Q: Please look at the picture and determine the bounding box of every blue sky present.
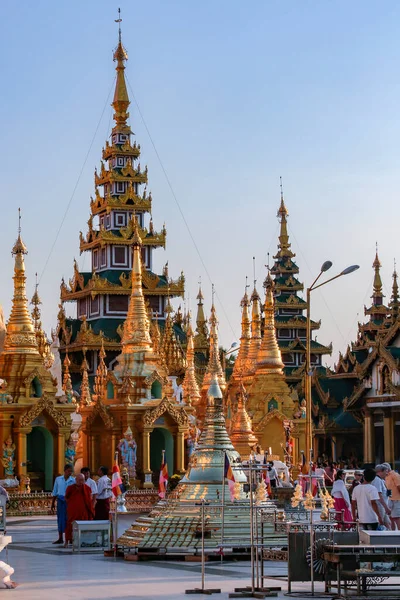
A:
[1,1,399,364]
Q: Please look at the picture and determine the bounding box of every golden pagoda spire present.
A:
[3,209,38,355]
[247,282,262,365]
[80,348,92,406]
[194,281,208,350]
[121,223,153,354]
[182,314,201,406]
[62,352,75,403]
[256,271,284,372]
[94,339,108,400]
[275,177,293,258]
[230,382,258,456]
[232,279,251,378]
[389,260,399,321]
[372,243,383,302]
[203,290,226,391]
[30,274,50,359]
[112,8,130,129]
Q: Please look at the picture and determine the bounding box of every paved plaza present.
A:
[1,516,332,599]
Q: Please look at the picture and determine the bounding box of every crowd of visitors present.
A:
[330,462,400,531]
[51,464,112,547]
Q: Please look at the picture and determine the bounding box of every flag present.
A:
[158,452,168,499]
[224,453,236,501]
[112,457,123,497]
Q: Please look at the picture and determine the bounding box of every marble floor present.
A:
[0,517,334,598]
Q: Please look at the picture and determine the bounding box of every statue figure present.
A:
[49,334,63,396]
[118,426,137,479]
[65,436,76,465]
[300,399,306,419]
[2,436,15,477]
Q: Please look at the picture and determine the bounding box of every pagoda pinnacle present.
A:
[247,284,262,365]
[121,222,153,354]
[94,339,108,401]
[194,283,208,350]
[256,272,284,372]
[3,211,38,355]
[275,178,293,259]
[232,284,251,378]
[182,315,201,406]
[112,9,130,129]
[80,349,92,407]
[203,300,226,391]
[372,244,383,302]
[230,382,258,456]
[389,261,399,321]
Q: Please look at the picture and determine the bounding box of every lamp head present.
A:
[321,261,333,273]
[341,265,360,276]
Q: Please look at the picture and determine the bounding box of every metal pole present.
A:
[114,450,118,558]
[305,287,312,462]
[221,451,225,562]
[249,461,255,593]
[201,499,205,591]
[309,449,314,596]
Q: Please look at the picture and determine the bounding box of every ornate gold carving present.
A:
[142,397,188,427]
[19,394,69,428]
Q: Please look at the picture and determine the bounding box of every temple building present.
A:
[78,224,192,487]
[57,25,185,385]
[271,191,332,383]
[0,224,75,489]
[311,250,400,468]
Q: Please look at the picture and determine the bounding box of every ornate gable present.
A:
[142,397,188,427]
[18,394,70,428]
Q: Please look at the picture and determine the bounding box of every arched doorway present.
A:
[150,428,174,477]
[27,426,53,491]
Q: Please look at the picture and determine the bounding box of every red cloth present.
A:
[94,498,110,521]
[65,483,94,542]
[334,497,352,530]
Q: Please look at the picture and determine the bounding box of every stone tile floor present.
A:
[0,517,332,598]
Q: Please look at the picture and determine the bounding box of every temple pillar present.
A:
[57,430,68,473]
[176,429,185,474]
[14,427,30,479]
[383,410,395,466]
[363,410,374,466]
[110,432,118,466]
[90,434,96,472]
[142,429,153,488]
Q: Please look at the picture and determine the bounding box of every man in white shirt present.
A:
[51,464,75,544]
[351,468,384,531]
[81,467,98,508]
[372,465,391,528]
[94,466,112,520]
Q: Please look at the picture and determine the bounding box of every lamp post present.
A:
[305,263,360,464]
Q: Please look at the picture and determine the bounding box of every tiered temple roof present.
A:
[57,28,184,386]
[271,191,331,382]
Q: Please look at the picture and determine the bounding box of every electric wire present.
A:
[38,77,116,284]
[126,75,238,341]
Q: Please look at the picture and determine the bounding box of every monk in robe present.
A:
[65,473,94,546]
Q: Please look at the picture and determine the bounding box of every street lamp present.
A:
[305,262,360,463]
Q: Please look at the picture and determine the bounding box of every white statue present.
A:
[0,533,16,589]
[49,334,63,396]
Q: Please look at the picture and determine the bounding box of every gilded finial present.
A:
[115,7,122,44]
[372,243,383,297]
[256,268,284,372]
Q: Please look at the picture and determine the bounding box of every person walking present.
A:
[81,467,98,508]
[64,473,94,547]
[95,466,112,520]
[51,464,75,544]
[378,463,400,530]
[331,469,352,528]
[351,468,383,531]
